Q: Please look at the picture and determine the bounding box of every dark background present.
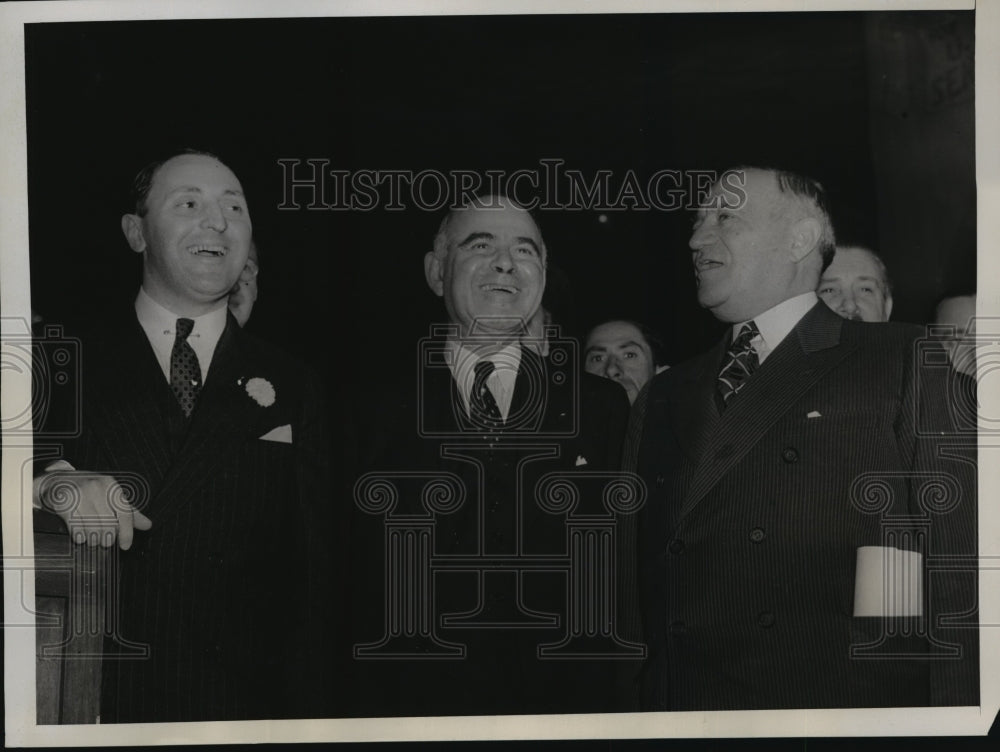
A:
[19,10,992,746]
[25,10,975,382]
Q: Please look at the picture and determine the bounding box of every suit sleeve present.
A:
[621,381,650,474]
[896,337,978,706]
[599,379,631,470]
[287,366,348,716]
[610,381,649,711]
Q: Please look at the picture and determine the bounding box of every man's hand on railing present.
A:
[34,462,152,550]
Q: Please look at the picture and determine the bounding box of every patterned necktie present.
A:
[717,321,760,410]
[170,318,202,418]
[470,360,503,428]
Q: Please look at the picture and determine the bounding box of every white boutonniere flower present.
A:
[241,377,276,407]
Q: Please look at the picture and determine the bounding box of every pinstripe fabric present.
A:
[617,382,648,647]
[612,383,652,710]
[61,311,334,722]
[349,346,634,716]
[633,302,978,710]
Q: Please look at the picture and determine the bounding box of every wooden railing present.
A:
[34,511,105,725]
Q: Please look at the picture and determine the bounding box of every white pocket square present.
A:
[574,455,588,467]
[259,424,293,443]
[807,411,822,419]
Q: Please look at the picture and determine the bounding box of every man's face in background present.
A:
[818,246,892,322]
[584,320,656,404]
[935,295,977,377]
[228,241,260,326]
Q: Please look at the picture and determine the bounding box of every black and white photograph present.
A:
[1,0,997,746]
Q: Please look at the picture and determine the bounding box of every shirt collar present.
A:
[734,291,818,355]
[134,287,229,382]
[135,287,228,340]
[446,337,523,414]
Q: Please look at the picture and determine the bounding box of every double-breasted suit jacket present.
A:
[58,310,333,722]
[632,302,978,710]
[349,342,635,716]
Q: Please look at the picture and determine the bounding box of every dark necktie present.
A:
[470,360,503,428]
[170,317,202,418]
[717,321,760,410]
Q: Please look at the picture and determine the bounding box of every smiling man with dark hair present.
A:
[584,319,664,404]
[33,151,333,722]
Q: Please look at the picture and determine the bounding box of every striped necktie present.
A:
[470,359,503,428]
[717,321,760,410]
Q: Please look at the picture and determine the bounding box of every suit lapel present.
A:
[434,356,465,433]
[89,316,175,491]
[150,316,278,521]
[680,303,856,519]
[668,342,725,466]
[508,347,535,422]
[510,347,560,433]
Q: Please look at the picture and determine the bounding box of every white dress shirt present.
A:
[733,291,818,365]
[135,287,228,384]
[447,339,522,422]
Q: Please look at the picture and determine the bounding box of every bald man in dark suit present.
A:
[631,167,978,710]
[349,197,637,717]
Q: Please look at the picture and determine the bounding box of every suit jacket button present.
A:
[781,447,799,463]
[757,611,776,628]
[668,538,685,555]
[749,528,765,543]
[656,474,665,486]
[669,620,686,636]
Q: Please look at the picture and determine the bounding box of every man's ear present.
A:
[424,251,444,297]
[789,217,821,263]
[884,293,894,321]
[121,214,146,254]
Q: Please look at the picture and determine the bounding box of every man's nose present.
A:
[840,293,859,315]
[491,245,515,272]
[604,357,623,379]
[200,202,228,232]
[689,221,715,250]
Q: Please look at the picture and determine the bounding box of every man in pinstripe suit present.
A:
[34,151,335,721]
[631,167,978,710]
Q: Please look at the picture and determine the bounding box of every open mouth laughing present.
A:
[480,283,519,295]
[695,257,724,273]
[189,244,228,258]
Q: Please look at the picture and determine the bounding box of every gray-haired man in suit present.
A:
[350,196,634,716]
[631,166,977,711]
